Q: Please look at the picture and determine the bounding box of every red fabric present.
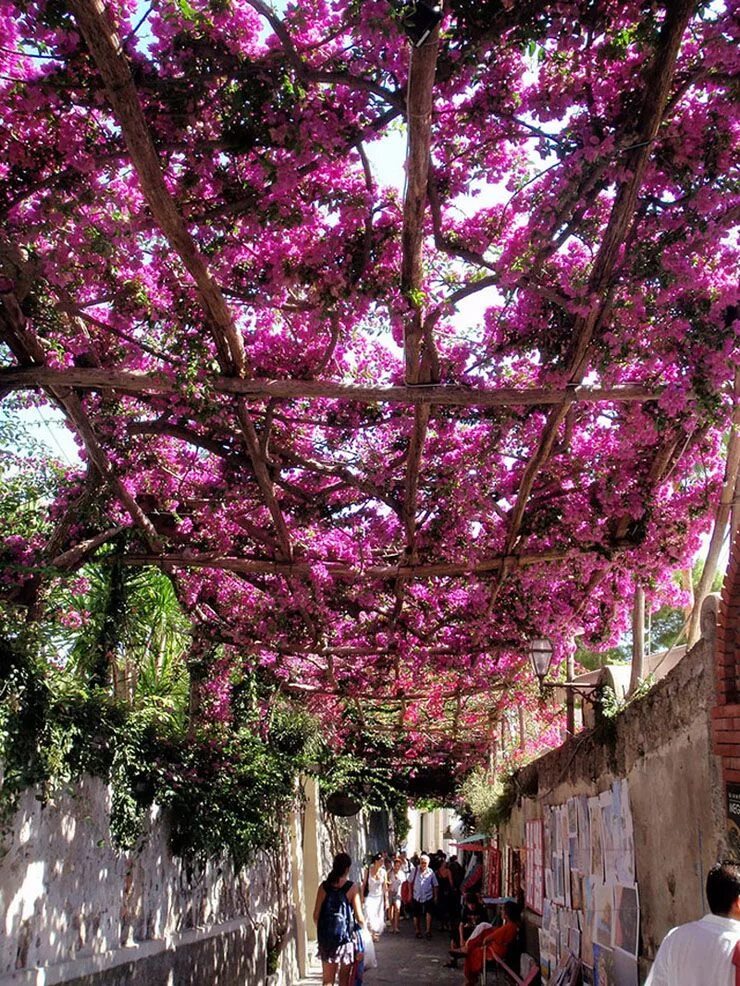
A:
[461,862,483,894]
[732,939,740,986]
[463,922,519,976]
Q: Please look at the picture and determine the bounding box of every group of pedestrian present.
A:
[315,852,740,986]
[312,847,475,984]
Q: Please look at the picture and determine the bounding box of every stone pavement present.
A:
[364,919,462,984]
[298,917,463,984]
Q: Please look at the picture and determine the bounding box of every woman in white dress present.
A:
[363,853,388,941]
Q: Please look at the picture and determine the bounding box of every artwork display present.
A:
[503,846,523,900]
[593,881,613,947]
[593,943,615,986]
[589,796,604,883]
[525,779,640,983]
[614,884,639,957]
[525,819,545,914]
[612,948,639,986]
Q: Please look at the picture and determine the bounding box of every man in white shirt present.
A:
[410,853,439,940]
[645,861,740,986]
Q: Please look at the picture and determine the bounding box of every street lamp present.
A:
[528,635,599,734]
[528,637,554,688]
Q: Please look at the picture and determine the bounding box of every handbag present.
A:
[402,865,419,905]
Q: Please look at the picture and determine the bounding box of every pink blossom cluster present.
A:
[1,0,738,772]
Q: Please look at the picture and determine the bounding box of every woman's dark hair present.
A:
[504,901,522,922]
[371,852,383,862]
[327,852,352,884]
[707,861,740,915]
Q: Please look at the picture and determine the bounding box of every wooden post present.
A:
[628,585,646,697]
[688,370,740,647]
[566,650,576,735]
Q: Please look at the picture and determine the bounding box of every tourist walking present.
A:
[645,861,740,985]
[313,852,365,986]
[410,853,439,939]
[449,854,464,891]
[436,853,456,930]
[363,852,388,942]
[388,857,407,934]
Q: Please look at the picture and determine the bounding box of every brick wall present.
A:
[712,526,740,782]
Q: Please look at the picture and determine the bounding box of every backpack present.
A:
[318,880,354,951]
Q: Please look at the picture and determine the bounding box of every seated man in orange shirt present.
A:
[463,901,522,985]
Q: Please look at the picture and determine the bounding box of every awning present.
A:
[451,832,489,851]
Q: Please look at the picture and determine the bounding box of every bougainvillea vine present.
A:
[0,0,737,773]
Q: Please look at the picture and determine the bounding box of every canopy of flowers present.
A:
[1,0,737,773]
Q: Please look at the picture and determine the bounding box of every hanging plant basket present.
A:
[325,792,362,817]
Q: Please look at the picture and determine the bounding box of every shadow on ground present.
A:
[300,919,462,985]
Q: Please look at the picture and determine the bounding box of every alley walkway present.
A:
[299,918,462,984]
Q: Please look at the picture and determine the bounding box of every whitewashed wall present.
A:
[0,776,300,986]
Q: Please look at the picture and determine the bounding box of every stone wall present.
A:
[0,775,300,986]
[498,595,725,982]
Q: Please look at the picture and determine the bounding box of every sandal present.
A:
[443,960,458,968]
[416,932,422,939]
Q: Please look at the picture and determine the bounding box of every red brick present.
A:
[716,745,740,760]
[724,769,740,784]
[713,704,740,717]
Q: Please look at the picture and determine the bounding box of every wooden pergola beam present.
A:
[0,366,664,408]
[492,0,696,588]
[117,546,591,580]
[68,0,246,377]
[282,684,505,700]
[272,642,519,658]
[69,0,296,563]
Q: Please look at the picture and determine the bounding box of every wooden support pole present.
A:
[628,585,646,697]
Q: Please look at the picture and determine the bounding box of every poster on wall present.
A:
[593,880,613,948]
[727,783,740,858]
[611,780,635,886]
[508,780,638,978]
[612,948,639,986]
[525,819,544,914]
[613,884,639,957]
[600,790,618,886]
[582,875,595,968]
[593,943,614,986]
[588,796,604,883]
[577,795,591,872]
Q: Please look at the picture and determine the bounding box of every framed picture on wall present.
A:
[525,819,545,914]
